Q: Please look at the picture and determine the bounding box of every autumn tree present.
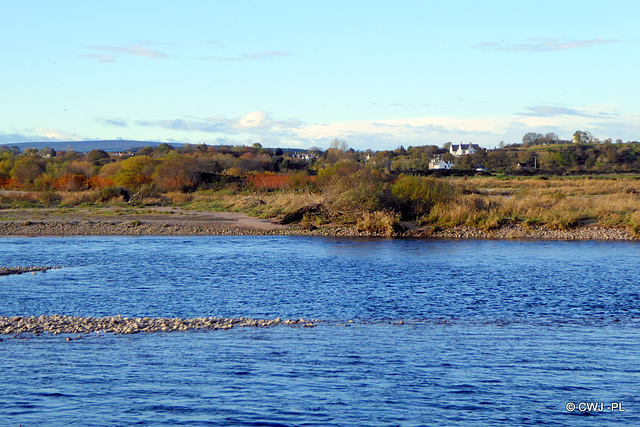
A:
[112,155,160,190]
[53,174,86,191]
[10,156,45,189]
[153,154,200,191]
[0,151,15,187]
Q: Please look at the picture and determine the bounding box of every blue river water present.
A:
[0,236,639,426]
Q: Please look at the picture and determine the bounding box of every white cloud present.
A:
[132,110,634,149]
[11,108,636,150]
[0,129,83,144]
[136,111,304,135]
[295,116,508,149]
[32,128,84,141]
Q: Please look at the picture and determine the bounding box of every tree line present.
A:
[2,137,640,197]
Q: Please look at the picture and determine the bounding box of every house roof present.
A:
[451,143,479,150]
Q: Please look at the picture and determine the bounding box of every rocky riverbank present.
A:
[0,207,637,240]
[0,315,317,337]
[404,223,637,240]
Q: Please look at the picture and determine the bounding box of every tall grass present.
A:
[356,210,402,236]
[431,176,640,231]
[186,189,324,219]
[4,174,640,234]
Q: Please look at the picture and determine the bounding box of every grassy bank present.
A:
[2,175,640,237]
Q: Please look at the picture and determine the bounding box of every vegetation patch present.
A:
[2,141,640,235]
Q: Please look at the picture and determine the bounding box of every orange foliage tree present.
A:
[53,174,87,191]
[0,177,16,189]
[86,175,115,189]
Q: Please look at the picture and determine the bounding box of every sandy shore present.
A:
[0,207,288,236]
[0,207,637,240]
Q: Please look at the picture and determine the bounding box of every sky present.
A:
[1,0,639,150]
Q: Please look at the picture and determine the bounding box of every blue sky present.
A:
[1,0,639,150]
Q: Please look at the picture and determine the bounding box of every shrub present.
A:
[356,210,403,236]
[37,190,61,206]
[323,168,394,220]
[247,172,290,190]
[391,175,455,219]
[166,192,193,204]
[60,191,98,206]
[99,186,130,202]
[128,184,164,205]
[287,172,316,190]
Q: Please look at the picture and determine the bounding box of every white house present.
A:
[429,157,454,170]
[450,143,479,156]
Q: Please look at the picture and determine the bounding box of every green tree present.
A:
[87,149,111,166]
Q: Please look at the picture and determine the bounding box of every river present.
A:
[0,236,638,426]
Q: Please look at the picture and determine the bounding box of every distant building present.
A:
[450,143,479,156]
[429,156,454,170]
[290,153,318,162]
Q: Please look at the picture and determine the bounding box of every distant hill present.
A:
[2,140,184,153]
[1,140,313,155]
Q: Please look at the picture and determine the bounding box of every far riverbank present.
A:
[0,207,636,240]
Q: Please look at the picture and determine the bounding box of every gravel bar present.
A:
[0,315,317,337]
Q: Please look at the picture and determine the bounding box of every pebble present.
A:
[0,315,316,337]
[408,224,636,241]
[0,219,636,240]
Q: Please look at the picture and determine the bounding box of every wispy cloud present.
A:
[136,111,304,135]
[476,38,620,53]
[137,118,234,134]
[518,105,619,118]
[371,102,431,108]
[203,40,228,48]
[96,117,128,127]
[199,51,292,62]
[82,44,169,62]
[79,54,117,63]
